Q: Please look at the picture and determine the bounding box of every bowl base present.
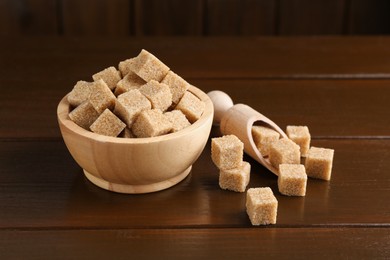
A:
[83,166,192,194]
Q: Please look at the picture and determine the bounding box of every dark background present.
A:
[1,0,390,37]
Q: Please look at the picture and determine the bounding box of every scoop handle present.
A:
[207,90,234,125]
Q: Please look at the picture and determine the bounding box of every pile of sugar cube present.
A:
[211,125,334,226]
[211,134,277,225]
[211,135,250,193]
[253,125,334,184]
[67,49,205,138]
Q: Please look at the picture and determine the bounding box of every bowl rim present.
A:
[57,85,214,144]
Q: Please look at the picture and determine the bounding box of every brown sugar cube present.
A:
[114,89,151,127]
[139,80,172,112]
[132,49,170,82]
[175,91,205,123]
[67,81,94,107]
[118,57,137,77]
[269,138,300,170]
[90,109,126,137]
[89,79,116,114]
[114,71,146,96]
[286,125,311,157]
[219,161,251,193]
[211,135,243,170]
[132,109,173,138]
[278,164,307,196]
[246,187,278,225]
[164,110,191,132]
[252,126,280,157]
[92,66,121,90]
[120,128,135,138]
[68,101,99,130]
[305,146,334,181]
[161,71,190,104]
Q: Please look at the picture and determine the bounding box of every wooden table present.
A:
[1,37,389,258]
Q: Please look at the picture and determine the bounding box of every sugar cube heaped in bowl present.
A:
[90,109,126,137]
[132,49,170,82]
[114,89,151,127]
[65,49,206,138]
[92,66,121,90]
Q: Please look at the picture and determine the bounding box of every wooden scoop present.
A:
[207,90,287,176]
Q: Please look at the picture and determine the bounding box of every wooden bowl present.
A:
[57,86,213,194]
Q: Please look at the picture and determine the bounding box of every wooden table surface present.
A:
[1,36,389,259]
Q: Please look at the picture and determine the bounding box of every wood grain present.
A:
[133,0,203,35]
[0,36,389,257]
[61,0,131,36]
[2,37,390,81]
[2,1,390,37]
[0,140,389,228]
[198,79,390,138]
[206,0,276,35]
[1,78,389,139]
[0,0,58,36]
[348,0,390,34]
[278,0,346,35]
[1,228,389,259]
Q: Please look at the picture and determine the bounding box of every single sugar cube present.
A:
[278,164,307,196]
[67,81,94,107]
[139,80,172,112]
[118,57,137,77]
[286,125,311,157]
[211,135,243,170]
[246,187,278,225]
[219,161,251,193]
[252,125,280,157]
[132,49,170,82]
[269,138,301,170]
[175,91,205,123]
[88,79,116,114]
[114,71,146,96]
[68,101,99,130]
[92,66,121,90]
[90,109,126,137]
[114,89,151,127]
[305,146,334,181]
[161,71,190,104]
[164,110,191,132]
[132,109,173,138]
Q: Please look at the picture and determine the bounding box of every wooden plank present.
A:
[61,0,131,36]
[0,140,389,228]
[206,0,276,35]
[133,0,203,35]
[196,79,390,138]
[348,0,390,34]
[0,228,389,259]
[278,0,346,35]
[0,0,58,36]
[1,78,389,139]
[2,37,390,80]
